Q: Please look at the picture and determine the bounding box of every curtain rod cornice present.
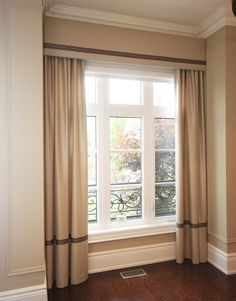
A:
[44,43,206,66]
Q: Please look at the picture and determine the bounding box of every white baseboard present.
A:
[208,243,236,275]
[88,242,176,274]
[0,285,47,301]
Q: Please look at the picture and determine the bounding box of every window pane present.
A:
[110,188,142,221]
[109,78,141,104]
[155,151,175,182]
[88,189,97,223]
[88,152,96,186]
[155,118,175,149]
[87,116,96,150]
[110,117,141,150]
[111,152,141,184]
[85,76,96,103]
[155,184,176,217]
[153,81,175,108]
[155,117,176,217]
[87,115,97,224]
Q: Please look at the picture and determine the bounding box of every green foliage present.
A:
[155,118,175,149]
[155,151,175,182]
[110,118,141,184]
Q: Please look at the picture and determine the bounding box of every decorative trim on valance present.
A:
[44,42,206,66]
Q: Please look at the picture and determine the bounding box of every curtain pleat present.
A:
[44,56,88,288]
[176,69,207,264]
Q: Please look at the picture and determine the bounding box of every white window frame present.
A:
[86,62,176,242]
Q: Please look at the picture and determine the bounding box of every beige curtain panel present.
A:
[44,56,88,288]
[176,69,207,264]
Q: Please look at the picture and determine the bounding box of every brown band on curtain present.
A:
[45,240,54,246]
[71,235,88,243]
[56,238,70,245]
[45,238,69,246]
[44,43,206,66]
[176,221,207,229]
[45,235,88,246]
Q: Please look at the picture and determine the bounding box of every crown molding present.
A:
[198,5,236,38]
[45,3,236,39]
[198,7,226,38]
[46,4,200,38]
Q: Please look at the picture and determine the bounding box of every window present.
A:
[85,64,176,233]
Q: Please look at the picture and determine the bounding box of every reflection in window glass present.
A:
[109,79,141,105]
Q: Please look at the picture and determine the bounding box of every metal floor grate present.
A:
[120,268,147,279]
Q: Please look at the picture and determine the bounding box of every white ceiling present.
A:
[45,0,236,38]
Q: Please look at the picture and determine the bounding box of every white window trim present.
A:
[86,61,175,81]
[88,220,176,243]
[86,62,176,238]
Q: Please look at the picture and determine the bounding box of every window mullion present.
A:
[143,81,155,224]
[98,78,111,229]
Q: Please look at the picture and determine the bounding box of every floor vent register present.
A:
[120,268,147,279]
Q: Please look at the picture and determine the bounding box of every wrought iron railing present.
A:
[88,187,142,223]
[88,189,97,223]
[155,183,176,216]
[110,188,142,220]
[88,183,176,223]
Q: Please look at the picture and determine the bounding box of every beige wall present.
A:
[206,27,227,248]
[225,26,236,246]
[44,17,205,70]
[0,0,47,297]
[206,26,236,254]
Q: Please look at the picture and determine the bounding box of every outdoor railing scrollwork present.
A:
[110,189,142,220]
[88,184,176,223]
[155,184,176,216]
[88,190,97,222]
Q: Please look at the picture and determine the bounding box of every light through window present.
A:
[109,79,141,105]
[87,116,97,223]
[85,65,176,231]
[110,117,142,221]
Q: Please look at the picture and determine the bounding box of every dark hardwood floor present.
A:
[48,261,236,301]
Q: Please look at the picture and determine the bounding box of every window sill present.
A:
[88,222,176,244]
